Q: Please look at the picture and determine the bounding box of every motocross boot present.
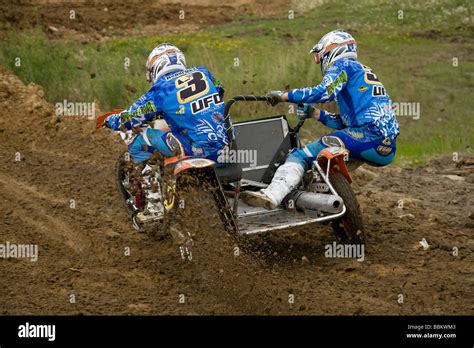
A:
[135,164,164,223]
[241,161,305,209]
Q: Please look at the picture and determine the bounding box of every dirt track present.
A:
[0,67,473,315]
[0,0,284,41]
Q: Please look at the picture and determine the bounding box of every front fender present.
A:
[317,146,352,184]
[173,157,216,176]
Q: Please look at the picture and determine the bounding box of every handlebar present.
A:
[223,95,305,142]
[293,119,305,133]
[223,95,274,120]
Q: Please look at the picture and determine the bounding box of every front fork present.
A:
[304,151,351,200]
[309,158,343,198]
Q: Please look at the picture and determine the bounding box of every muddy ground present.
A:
[0,0,285,41]
[0,67,472,315]
[0,0,473,315]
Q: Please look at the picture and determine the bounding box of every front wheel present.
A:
[172,170,235,262]
[115,151,169,238]
[329,172,365,244]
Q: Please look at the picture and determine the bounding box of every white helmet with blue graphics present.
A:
[145,43,186,83]
[309,30,357,74]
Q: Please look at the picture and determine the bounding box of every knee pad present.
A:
[321,135,345,148]
[165,132,184,156]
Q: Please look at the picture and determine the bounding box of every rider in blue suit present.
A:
[98,43,228,163]
[96,43,228,223]
[242,30,400,209]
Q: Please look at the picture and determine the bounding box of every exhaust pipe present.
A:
[286,191,343,213]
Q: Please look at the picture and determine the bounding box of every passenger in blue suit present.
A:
[242,30,400,209]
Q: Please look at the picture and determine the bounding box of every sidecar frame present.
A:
[216,96,348,236]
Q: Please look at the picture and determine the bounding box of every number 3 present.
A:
[175,72,209,104]
[362,65,380,85]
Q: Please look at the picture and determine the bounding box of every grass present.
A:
[0,0,472,166]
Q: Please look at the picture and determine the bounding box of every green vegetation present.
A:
[0,0,472,166]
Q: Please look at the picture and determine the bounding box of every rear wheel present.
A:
[329,172,365,244]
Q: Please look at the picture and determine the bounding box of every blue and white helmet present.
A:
[309,30,357,74]
[145,43,186,83]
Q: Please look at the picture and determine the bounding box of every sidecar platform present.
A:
[226,198,317,235]
[226,197,346,235]
[219,112,346,236]
[217,96,353,236]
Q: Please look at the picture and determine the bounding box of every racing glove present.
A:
[266,90,285,106]
[296,103,315,121]
[96,109,123,128]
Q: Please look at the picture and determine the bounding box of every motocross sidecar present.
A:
[115,95,365,245]
[216,96,364,243]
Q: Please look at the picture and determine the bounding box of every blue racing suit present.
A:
[287,57,400,169]
[107,66,228,163]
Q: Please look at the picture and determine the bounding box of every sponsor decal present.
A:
[321,135,345,148]
[190,92,223,114]
[163,184,176,210]
[164,67,198,80]
[166,133,183,155]
[121,101,156,122]
[372,85,387,97]
[382,137,392,145]
[176,105,185,115]
[377,145,392,156]
[313,183,329,192]
[191,146,204,155]
[347,129,365,139]
[326,70,348,95]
